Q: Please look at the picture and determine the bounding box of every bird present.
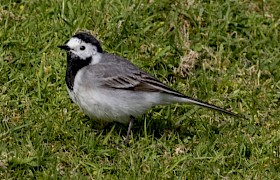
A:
[58,31,238,145]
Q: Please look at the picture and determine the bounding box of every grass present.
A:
[1,0,280,178]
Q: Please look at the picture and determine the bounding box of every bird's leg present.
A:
[125,116,135,145]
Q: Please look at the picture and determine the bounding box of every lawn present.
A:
[1,0,280,179]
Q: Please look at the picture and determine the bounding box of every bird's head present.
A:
[58,32,103,60]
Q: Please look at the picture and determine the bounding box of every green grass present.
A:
[1,0,280,178]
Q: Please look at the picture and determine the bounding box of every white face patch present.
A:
[66,37,81,48]
[66,37,101,62]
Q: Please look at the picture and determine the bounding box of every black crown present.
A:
[73,32,103,53]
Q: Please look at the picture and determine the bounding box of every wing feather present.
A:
[79,53,238,117]
[81,54,185,96]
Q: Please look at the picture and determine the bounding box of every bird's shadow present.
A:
[80,113,200,144]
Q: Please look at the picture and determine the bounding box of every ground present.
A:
[1,0,280,179]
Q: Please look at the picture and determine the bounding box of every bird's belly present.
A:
[69,87,163,124]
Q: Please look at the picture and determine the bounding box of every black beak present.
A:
[57,45,70,51]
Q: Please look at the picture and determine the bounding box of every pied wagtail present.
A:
[58,31,238,145]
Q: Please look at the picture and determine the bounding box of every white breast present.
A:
[67,70,169,124]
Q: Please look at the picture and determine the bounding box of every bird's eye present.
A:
[80,46,86,50]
